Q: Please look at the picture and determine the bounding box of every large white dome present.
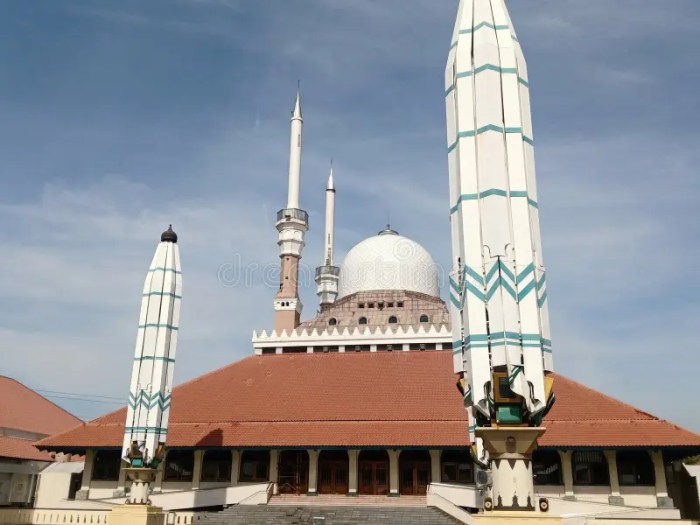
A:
[338,228,440,298]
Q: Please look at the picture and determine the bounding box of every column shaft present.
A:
[558,450,575,500]
[429,450,441,485]
[388,449,401,497]
[308,450,320,495]
[650,450,673,508]
[347,450,359,496]
[269,450,280,495]
[192,450,204,490]
[604,450,624,505]
[231,450,240,486]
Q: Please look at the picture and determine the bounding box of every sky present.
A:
[1,0,699,433]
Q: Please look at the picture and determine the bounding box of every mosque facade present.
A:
[33,0,700,519]
[36,92,700,516]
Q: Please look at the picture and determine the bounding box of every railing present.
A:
[165,512,208,524]
[315,265,340,279]
[427,482,481,510]
[425,491,474,524]
[276,208,309,223]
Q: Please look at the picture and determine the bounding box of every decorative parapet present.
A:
[252,323,452,354]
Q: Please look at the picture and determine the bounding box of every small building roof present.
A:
[0,376,82,461]
[0,435,54,462]
[36,352,700,452]
[0,376,82,435]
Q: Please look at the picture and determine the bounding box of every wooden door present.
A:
[278,451,309,495]
[400,460,431,495]
[318,460,349,494]
[359,460,389,495]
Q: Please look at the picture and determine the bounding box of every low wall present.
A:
[0,508,208,524]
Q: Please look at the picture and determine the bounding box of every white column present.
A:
[604,450,624,505]
[231,450,240,486]
[388,449,401,497]
[192,450,205,490]
[558,450,575,500]
[114,460,128,497]
[308,450,320,495]
[269,450,280,495]
[347,450,359,496]
[153,468,164,492]
[650,451,673,508]
[429,450,441,485]
[77,449,95,499]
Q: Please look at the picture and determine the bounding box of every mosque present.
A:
[32,0,700,521]
[35,91,700,518]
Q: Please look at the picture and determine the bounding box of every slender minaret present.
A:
[121,226,181,503]
[446,0,554,512]
[315,163,340,308]
[274,90,309,333]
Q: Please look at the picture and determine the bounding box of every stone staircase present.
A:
[199,503,464,525]
[269,494,428,507]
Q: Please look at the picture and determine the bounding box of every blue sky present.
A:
[1,0,699,432]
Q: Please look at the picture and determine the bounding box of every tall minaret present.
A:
[121,226,181,503]
[274,90,309,333]
[446,0,554,512]
[315,163,340,308]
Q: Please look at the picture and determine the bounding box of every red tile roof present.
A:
[36,351,700,451]
[0,435,54,462]
[0,376,82,435]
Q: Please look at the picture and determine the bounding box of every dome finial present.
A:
[378,224,398,236]
[161,224,178,243]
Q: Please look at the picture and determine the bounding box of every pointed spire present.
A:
[327,160,335,191]
[292,82,302,120]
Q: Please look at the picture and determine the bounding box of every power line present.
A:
[42,394,123,405]
[36,389,123,402]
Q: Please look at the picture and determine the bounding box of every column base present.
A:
[473,511,564,524]
[476,427,545,511]
[75,490,89,500]
[389,492,400,497]
[562,495,576,501]
[656,496,674,508]
[608,495,625,506]
[110,504,165,525]
[346,491,358,497]
[306,491,318,496]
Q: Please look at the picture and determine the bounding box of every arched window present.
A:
[164,450,194,482]
[533,450,562,485]
[419,314,429,323]
[201,450,232,482]
[358,317,368,325]
[617,451,655,486]
[239,451,270,482]
[388,316,398,324]
[573,451,609,486]
[92,450,121,481]
[441,450,473,484]
[328,318,337,326]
